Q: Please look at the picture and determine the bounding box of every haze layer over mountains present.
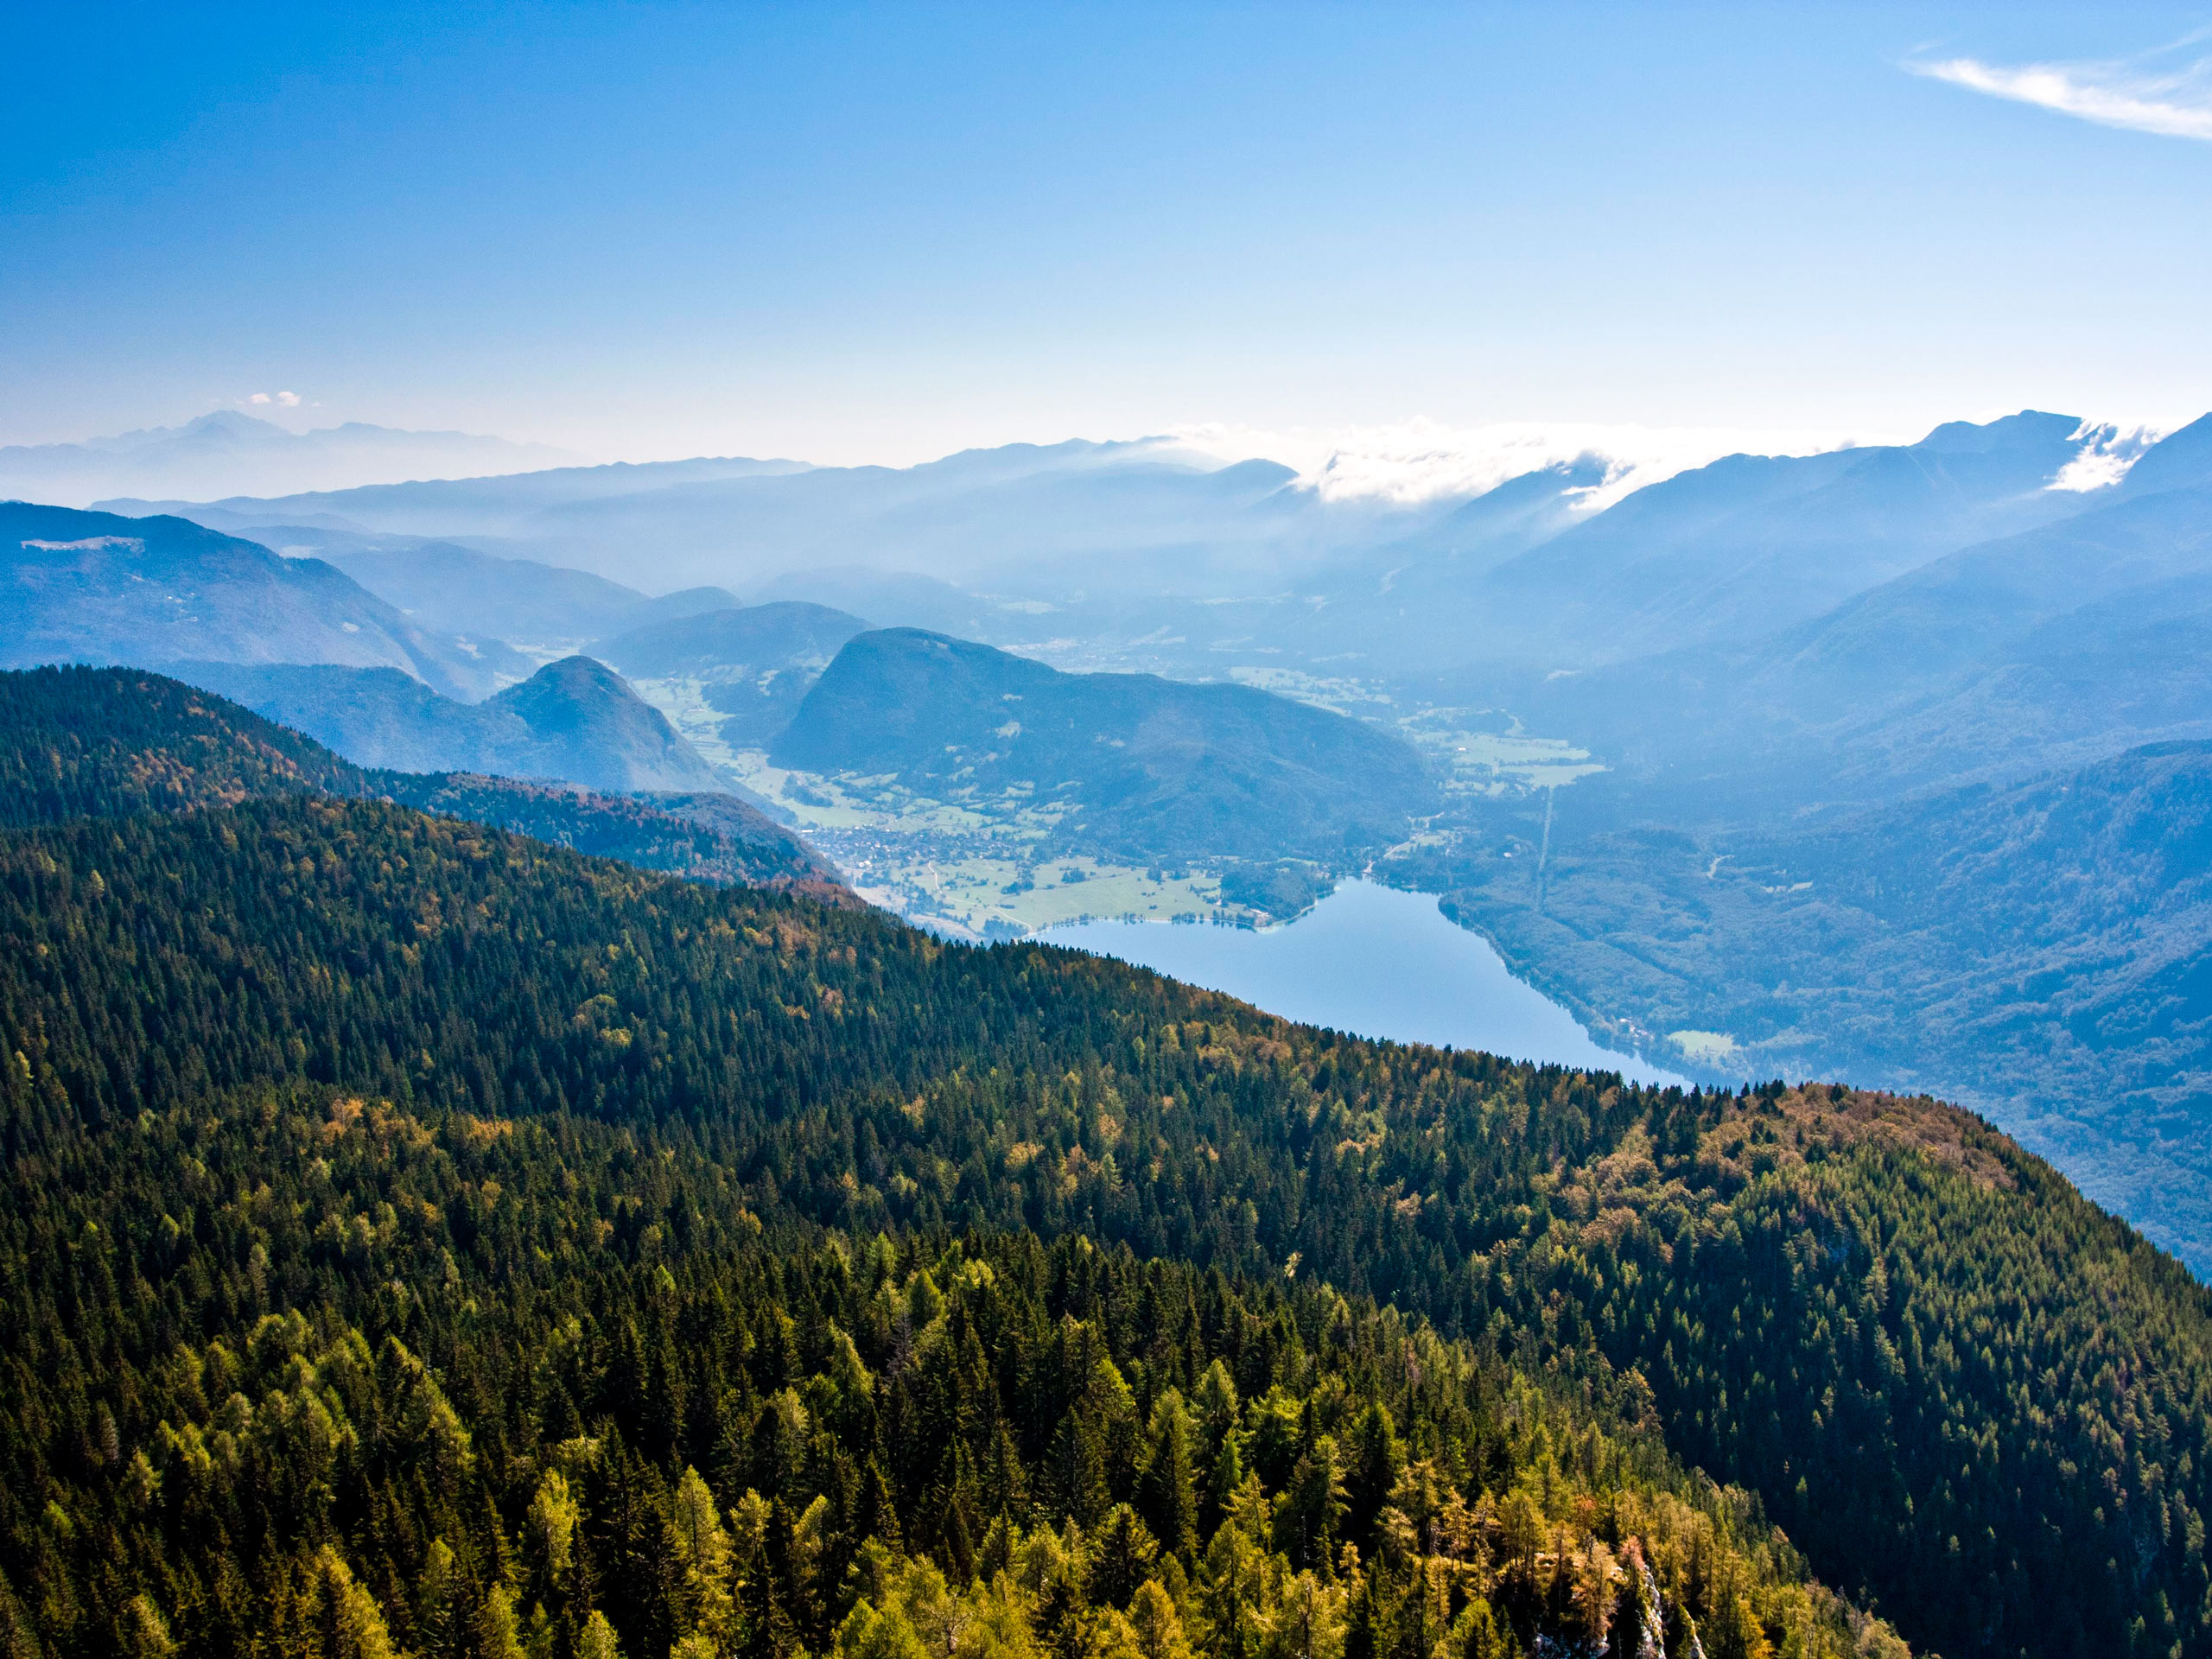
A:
[0,410,583,505]
[16,403,2212,1267]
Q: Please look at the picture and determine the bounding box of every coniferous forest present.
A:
[6,669,2212,1659]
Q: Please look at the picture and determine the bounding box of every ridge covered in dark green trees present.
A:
[2,671,2210,1659]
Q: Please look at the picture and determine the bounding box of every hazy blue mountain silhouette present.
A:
[2120,411,2212,499]
[98,451,810,537]
[106,438,1433,600]
[0,503,520,697]
[1517,475,2212,814]
[228,524,654,645]
[174,654,724,793]
[6,410,582,505]
[1393,411,2103,671]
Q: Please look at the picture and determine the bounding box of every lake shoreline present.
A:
[1040,878,1689,1086]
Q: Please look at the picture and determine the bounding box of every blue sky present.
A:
[6,3,2210,468]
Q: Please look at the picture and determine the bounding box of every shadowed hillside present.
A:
[775,629,1438,861]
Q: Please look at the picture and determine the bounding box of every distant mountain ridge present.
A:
[257,526,662,645]
[101,437,1404,601]
[1317,410,2119,673]
[99,451,813,538]
[1514,479,2212,816]
[3,410,584,505]
[226,523,751,652]
[100,414,2175,692]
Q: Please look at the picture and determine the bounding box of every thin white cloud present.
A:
[1910,45,2212,142]
[245,390,302,408]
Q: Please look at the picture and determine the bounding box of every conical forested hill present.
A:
[1,669,2209,1659]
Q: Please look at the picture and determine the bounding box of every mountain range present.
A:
[1,410,584,505]
[99,410,2175,684]
[1294,411,2160,675]
[99,437,1420,604]
[264,524,738,649]
[1514,416,2212,807]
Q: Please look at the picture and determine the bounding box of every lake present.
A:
[1041,878,1688,1085]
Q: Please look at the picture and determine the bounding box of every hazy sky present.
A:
[7,3,2211,468]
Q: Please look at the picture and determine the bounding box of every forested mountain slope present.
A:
[1385,737,2212,1266]
[0,664,833,892]
[0,1089,1894,1659]
[2,678,2211,1659]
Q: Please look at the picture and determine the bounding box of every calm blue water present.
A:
[1042,879,1688,1085]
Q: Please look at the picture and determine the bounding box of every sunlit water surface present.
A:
[1041,879,1688,1086]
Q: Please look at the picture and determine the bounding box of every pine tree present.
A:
[1141,1399,1199,1560]
[1344,1408,1402,1554]
[1090,1507,1162,1611]
[1128,1581,1193,1659]
[477,1587,525,1659]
